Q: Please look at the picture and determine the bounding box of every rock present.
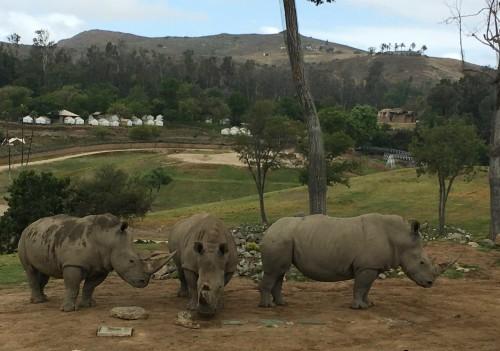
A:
[468,242,479,248]
[110,306,148,320]
[447,233,465,241]
[480,239,496,248]
[175,311,200,329]
[378,273,387,280]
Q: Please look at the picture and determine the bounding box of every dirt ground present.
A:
[167,151,244,167]
[1,243,499,351]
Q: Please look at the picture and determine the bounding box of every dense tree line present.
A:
[0,30,457,124]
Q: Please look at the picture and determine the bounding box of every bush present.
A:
[92,127,112,141]
[128,126,161,141]
[0,171,71,254]
[68,165,153,218]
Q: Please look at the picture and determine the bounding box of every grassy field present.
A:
[142,167,491,238]
[0,151,301,211]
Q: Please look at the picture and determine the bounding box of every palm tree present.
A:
[421,44,428,54]
[410,42,416,51]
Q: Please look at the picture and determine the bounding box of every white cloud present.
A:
[0,11,85,43]
[259,26,280,34]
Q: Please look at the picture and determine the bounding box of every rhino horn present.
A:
[143,250,176,275]
[434,254,461,277]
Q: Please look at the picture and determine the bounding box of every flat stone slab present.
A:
[110,306,148,320]
[97,326,133,337]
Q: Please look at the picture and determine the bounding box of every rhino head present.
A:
[110,222,175,288]
[193,240,229,317]
[399,220,441,288]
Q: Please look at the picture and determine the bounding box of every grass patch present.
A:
[143,168,491,239]
[442,269,464,279]
[0,254,25,286]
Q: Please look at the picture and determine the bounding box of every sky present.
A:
[0,0,495,67]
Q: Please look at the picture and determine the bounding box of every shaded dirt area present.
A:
[1,243,499,351]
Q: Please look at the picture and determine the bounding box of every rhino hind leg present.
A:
[351,269,378,310]
[79,273,108,308]
[25,265,49,304]
[61,266,83,312]
[271,273,286,306]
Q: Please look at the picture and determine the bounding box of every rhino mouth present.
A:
[197,295,217,317]
[416,279,434,288]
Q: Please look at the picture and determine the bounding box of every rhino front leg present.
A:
[271,273,286,306]
[259,272,281,307]
[61,266,83,312]
[351,269,378,310]
[176,268,189,298]
[79,273,108,308]
[183,269,198,311]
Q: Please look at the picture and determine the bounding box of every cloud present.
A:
[259,26,281,34]
[0,11,85,43]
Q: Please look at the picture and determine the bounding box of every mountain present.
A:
[4,29,486,87]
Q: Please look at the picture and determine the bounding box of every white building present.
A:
[64,117,75,125]
[22,115,33,124]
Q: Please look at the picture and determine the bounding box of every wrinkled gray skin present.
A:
[259,214,440,309]
[168,213,237,317]
[18,214,174,312]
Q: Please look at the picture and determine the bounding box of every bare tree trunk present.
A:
[283,0,327,214]
[438,176,446,235]
[490,66,500,241]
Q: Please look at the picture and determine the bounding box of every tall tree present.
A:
[282,0,332,214]
[32,29,56,86]
[470,0,500,241]
[410,121,483,234]
[234,101,300,224]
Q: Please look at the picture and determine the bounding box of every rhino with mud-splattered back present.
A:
[18,214,174,312]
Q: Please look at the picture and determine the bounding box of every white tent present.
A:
[35,116,47,125]
[154,120,164,127]
[110,120,120,127]
[64,117,75,125]
[230,127,240,136]
[239,127,251,136]
[133,118,143,126]
[109,115,119,122]
[98,118,110,126]
[221,128,231,136]
[145,119,155,126]
[155,114,164,121]
[121,119,133,127]
[88,119,99,126]
[146,115,155,121]
[59,109,79,117]
[22,116,33,124]
[75,117,85,125]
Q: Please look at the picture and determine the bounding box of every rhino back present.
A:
[19,214,119,277]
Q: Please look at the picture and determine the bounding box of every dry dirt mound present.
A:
[0,243,499,350]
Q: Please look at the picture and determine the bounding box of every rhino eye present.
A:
[420,261,425,265]
[129,259,135,263]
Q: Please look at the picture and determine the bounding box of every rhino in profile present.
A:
[259,214,447,309]
[168,213,237,317]
[18,214,174,312]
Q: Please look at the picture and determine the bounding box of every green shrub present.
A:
[0,171,71,253]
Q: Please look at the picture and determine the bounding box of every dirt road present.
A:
[1,243,499,351]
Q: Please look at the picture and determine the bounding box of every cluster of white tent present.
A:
[220,126,251,136]
[22,115,51,125]
[21,109,165,128]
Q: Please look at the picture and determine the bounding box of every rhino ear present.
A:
[410,220,420,238]
[120,222,128,233]
[194,241,204,255]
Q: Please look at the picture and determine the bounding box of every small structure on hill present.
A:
[75,117,85,125]
[59,109,79,123]
[63,117,75,125]
[22,115,33,124]
[35,116,51,125]
[378,108,416,124]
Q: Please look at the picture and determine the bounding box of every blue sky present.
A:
[0,0,494,66]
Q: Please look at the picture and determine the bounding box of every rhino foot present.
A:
[78,298,96,308]
[30,294,48,304]
[61,302,78,312]
[351,300,374,310]
[258,301,274,308]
